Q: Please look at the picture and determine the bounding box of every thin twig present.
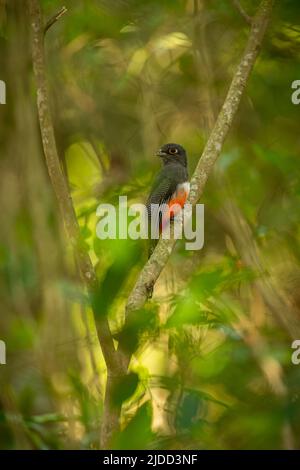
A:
[231,0,252,24]
[44,6,67,35]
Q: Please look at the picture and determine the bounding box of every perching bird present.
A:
[146,143,189,258]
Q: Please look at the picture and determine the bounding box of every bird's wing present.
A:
[146,174,177,238]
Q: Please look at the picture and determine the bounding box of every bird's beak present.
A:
[156,149,167,157]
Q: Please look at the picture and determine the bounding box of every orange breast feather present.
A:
[161,183,190,232]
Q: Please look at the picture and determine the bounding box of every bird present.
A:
[146,143,189,258]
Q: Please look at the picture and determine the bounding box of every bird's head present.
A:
[156,143,187,167]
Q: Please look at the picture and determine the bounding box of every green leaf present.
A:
[113,402,153,450]
[111,372,139,406]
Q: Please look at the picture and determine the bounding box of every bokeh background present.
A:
[0,0,300,449]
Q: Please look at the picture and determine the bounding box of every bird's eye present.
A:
[169,147,178,155]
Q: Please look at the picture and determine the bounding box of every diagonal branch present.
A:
[119,0,275,371]
[28,0,120,373]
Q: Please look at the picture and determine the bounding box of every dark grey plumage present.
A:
[146,143,188,258]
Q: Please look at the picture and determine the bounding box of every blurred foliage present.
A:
[0,0,300,450]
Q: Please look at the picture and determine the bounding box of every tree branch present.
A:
[44,6,67,35]
[231,0,252,25]
[28,0,120,375]
[119,0,274,370]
